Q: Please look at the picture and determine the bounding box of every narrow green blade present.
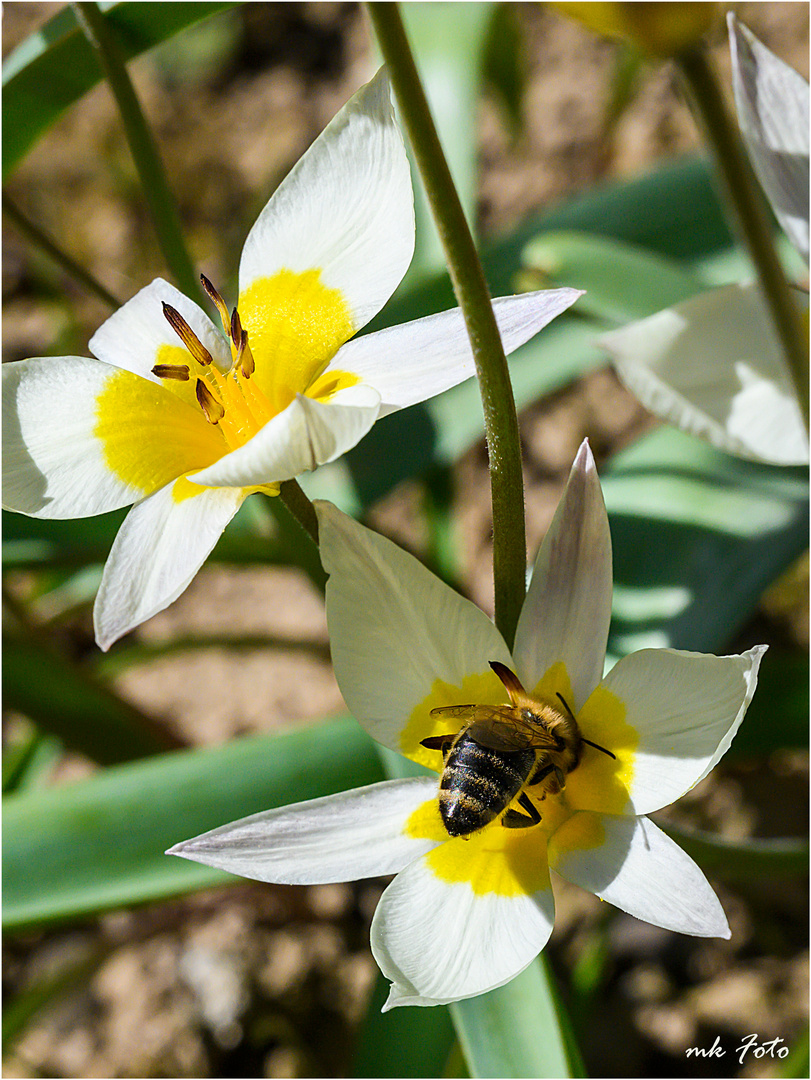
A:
[3,716,382,930]
[3,2,233,178]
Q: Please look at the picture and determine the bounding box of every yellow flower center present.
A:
[95,270,361,501]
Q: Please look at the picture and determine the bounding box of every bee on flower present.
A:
[169,441,765,1010]
[2,68,580,650]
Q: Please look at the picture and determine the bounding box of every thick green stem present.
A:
[73,2,201,303]
[677,44,809,428]
[3,195,122,310]
[367,2,527,650]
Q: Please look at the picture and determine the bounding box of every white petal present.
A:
[93,479,248,650]
[514,440,612,711]
[602,283,809,465]
[316,500,512,752]
[371,849,555,1008]
[3,356,144,517]
[551,812,729,937]
[239,69,414,334]
[167,777,440,884]
[89,278,231,378]
[331,288,583,413]
[598,645,766,815]
[188,384,381,488]
[728,14,810,262]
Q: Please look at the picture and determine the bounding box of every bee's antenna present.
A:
[556,693,616,759]
[556,692,576,720]
[581,738,617,760]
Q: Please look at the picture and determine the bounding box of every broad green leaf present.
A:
[353,972,455,1078]
[450,959,585,1078]
[521,230,703,323]
[399,3,494,282]
[481,3,528,139]
[2,1,234,179]
[602,426,808,658]
[3,716,382,931]
[3,629,181,764]
[724,650,807,756]
[301,315,608,513]
[2,725,62,795]
[658,821,808,880]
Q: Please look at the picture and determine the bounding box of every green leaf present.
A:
[3,1,234,179]
[398,3,494,282]
[450,958,585,1078]
[3,716,383,931]
[657,821,809,880]
[3,629,182,764]
[728,650,807,756]
[481,3,528,140]
[2,725,62,795]
[602,427,809,659]
[521,230,703,324]
[301,315,608,513]
[353,972,455,1077]
[2,496,278,570]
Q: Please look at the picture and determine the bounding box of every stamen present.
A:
[230,307,243,351]
[162,303,213,367]
[200,274,231,336]
[196,378,225,424]
[235,329,255,378]
[152,363,190,381]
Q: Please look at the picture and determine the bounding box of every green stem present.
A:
[677,44,809,428]
[3,195,122,309]
[367,2,527,650]
[278,479,320,546]
[73,2,201,302]
[367,8,575,1076]
[275,481,327,593]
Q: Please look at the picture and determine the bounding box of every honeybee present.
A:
[421,661,615,838]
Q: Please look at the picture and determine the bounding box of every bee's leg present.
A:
[420,734,454,756]
[528,764,566,790]
[502,792,542,829]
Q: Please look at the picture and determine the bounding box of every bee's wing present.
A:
[469,712,561,752]
[429,703,481,720]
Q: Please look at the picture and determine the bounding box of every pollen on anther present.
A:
[200,274,231,334]
[162,303,214,367]
[236,330,255,378]
[196,378,225,424]
[230,307,244,351]
[152,364,190,381]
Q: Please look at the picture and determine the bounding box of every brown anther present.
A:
[200,274,231,335]
[162,302,213,367]
[195,378,225,424]
[152,363,190,381]
[230,307,243,350]
[235,330,255,378]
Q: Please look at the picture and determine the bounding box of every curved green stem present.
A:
[73,2,201,302]
[367,2,527,651]
[677,44,809,429]
[3,194,122,309]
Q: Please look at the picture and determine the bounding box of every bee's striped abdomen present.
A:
[439,732,536,837]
